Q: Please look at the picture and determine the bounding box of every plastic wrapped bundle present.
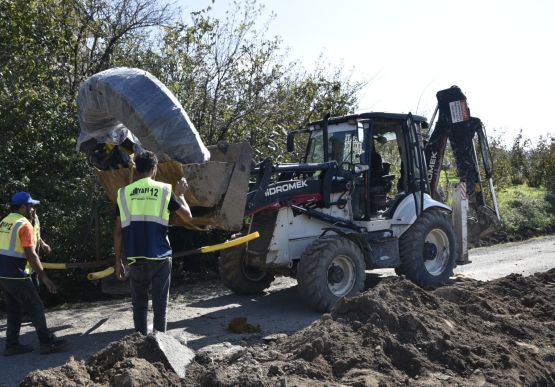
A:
[76,67,210,164]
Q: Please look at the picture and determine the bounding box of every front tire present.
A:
[219,244,274,294]
[396,210,458,286]
[297,236,366,312]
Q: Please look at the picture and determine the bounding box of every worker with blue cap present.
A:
[0,192,69,356]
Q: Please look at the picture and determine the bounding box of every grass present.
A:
[497,186,555,234]
[497,183,546,205]
[436,168,555,235]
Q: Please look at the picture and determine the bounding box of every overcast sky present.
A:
[179,0,555,144]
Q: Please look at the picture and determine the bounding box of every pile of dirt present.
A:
[22,269,555,387]
[227,317,261,334]
[470,224,555,248]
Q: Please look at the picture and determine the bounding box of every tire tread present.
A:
[297,236,366,312]
[219,245,274,294]
[397,210,458,287]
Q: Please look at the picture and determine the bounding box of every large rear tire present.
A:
[396,210,458,286]
[297,236,366,312]
[218,244,274,294]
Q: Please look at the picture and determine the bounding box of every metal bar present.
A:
[250,162,331,174]
[427,104,439,137]
[323,113,330,162]
[452,182,470,264]
[291,205,359,231]
[95,209,101,262]
[488,178,502,222]
[65,258,115,268]
[171,249,202,259]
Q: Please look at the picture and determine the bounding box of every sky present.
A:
[178,0,555,144]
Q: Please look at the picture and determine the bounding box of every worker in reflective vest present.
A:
[0,192,69,356]
[114,151,192,335]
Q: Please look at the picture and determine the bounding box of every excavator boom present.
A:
[425,86,502,241]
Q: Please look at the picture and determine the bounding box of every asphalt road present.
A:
[1,235,554,387]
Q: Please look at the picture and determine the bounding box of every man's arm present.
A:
[23,247,57,293]
[174,178,193,223]
[40,239,51,254]
[114,216,126,281]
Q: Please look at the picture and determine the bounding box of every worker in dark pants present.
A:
[30,212,52,291]
[0,192,69,356]
[20,212,52,323]
[114,151,193,335]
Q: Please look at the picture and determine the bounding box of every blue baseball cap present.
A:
[10,192,40,206]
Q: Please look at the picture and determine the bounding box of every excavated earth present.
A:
[20,268,555,387]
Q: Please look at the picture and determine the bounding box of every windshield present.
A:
[306,129,364,170]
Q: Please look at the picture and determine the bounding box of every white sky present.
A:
[179,0,555,144]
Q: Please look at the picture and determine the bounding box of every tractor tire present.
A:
[297,236,366,312]
[396,210,458,287]
[218,244,274,294]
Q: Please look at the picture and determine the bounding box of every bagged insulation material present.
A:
[76,67,210,164]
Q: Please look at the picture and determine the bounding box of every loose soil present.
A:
[20,268,555,387]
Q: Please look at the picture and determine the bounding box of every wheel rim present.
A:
[423,228,450,276]
[241,258,268,282]
[327,254,356,297]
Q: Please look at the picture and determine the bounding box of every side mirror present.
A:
[286,133,295,152]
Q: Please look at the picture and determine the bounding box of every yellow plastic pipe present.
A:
[87,267,115,281]
[54,232,260,279]
[200,232,260,253]
[42,263,67,270]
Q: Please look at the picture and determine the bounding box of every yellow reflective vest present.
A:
[117,178,172,264]
[0,213,32,279]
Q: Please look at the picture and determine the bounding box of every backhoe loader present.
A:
[77,69,501,311]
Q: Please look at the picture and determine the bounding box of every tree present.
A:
[526,134,552,188]
[0,0,368,302]
[0,0,180,303]
[68,0,178,91]
[118,1,367,162]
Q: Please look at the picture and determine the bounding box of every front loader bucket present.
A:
[95,140,253,231]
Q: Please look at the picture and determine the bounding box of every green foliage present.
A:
[0,0,103,286]
[536,136,555,194]
[118,1,367,164]
[0,0,368,304]
[499,190,555,234]
[486,128,555,193]
[0,0,181,303]
[486,129,513,191]
[4,0,554,307]
[431,128,555,237]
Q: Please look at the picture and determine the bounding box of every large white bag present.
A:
[76,67,210,164]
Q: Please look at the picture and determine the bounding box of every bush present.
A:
[500,191,555,233]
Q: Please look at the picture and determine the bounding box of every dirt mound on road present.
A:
[22,269,555,387]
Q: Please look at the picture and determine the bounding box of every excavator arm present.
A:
[425,86,502,242]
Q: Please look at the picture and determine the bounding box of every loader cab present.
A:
[304,112,429,222]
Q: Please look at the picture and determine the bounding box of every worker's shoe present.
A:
[4,342,34,356]
[40,336,69,355]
